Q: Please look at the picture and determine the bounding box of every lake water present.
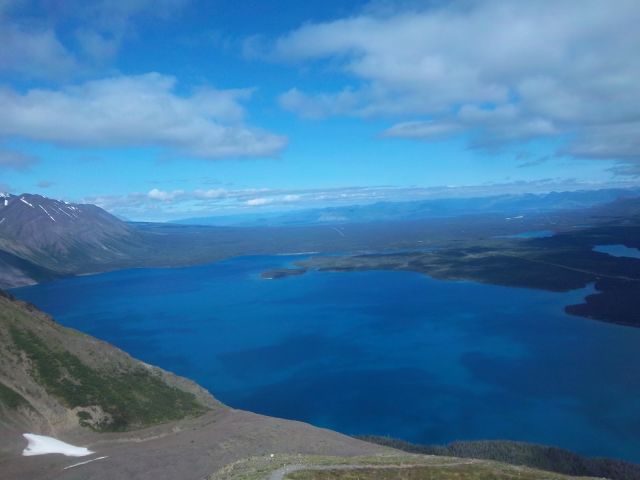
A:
[12,255,640,462]
[594,244,640,259]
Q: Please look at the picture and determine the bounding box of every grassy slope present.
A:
[356,436,640,480]
[0,382,29,410]
[7,326,207,431]
[0,290,216,433]
[211,454,598,480]
[286,464,587,480]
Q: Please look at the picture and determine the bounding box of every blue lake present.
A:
[12,255,640,462]
[594,244,640,259]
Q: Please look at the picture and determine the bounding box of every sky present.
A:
[1,0,639,221]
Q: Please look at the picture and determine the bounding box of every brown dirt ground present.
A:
[0,408,387,480]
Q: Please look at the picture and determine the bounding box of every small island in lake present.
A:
[261,267,308,280]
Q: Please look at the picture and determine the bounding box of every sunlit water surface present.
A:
[12,255,640,462]
[594,244,640,259]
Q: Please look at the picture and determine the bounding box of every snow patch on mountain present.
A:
[20,197,34,208]
[39,205,56,222]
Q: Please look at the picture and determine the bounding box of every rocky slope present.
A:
[0,193,141,288]
[0,249,59,290]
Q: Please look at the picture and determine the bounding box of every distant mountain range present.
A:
[2,188,640,290]
[174,188,640,226]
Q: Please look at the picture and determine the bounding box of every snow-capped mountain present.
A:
[1,193,102,225]
[0,193,137,287]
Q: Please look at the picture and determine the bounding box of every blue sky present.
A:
[1,0,639,220]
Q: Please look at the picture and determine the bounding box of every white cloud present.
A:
[0,73,287,159]
[382,121,461,140]
[245,197,272,206]
[148,188,184,201]
[194,188,228,199]
[279,88,361,119]
[562,122,640,160]
[0,22,78,78]
[84,180,640,222]
[282,194,301,202]
[0,0,189,77]
[269,0,640,164]
[0,147,37,170]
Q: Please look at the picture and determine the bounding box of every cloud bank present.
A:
[270,0,640,167]
[84,178,639,222]
[0,147,37,170]
[0,0,188,78]
[0,73,287,159]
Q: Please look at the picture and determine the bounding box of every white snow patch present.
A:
[22,433,94,457]
[0,217,5,224]
[39,205,56,222]
[20,197,34,208]
[3,199,7,206]
[55,205,74,218]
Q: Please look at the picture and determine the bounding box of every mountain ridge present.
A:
[173,188,640,227]
[0,193,141,288]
